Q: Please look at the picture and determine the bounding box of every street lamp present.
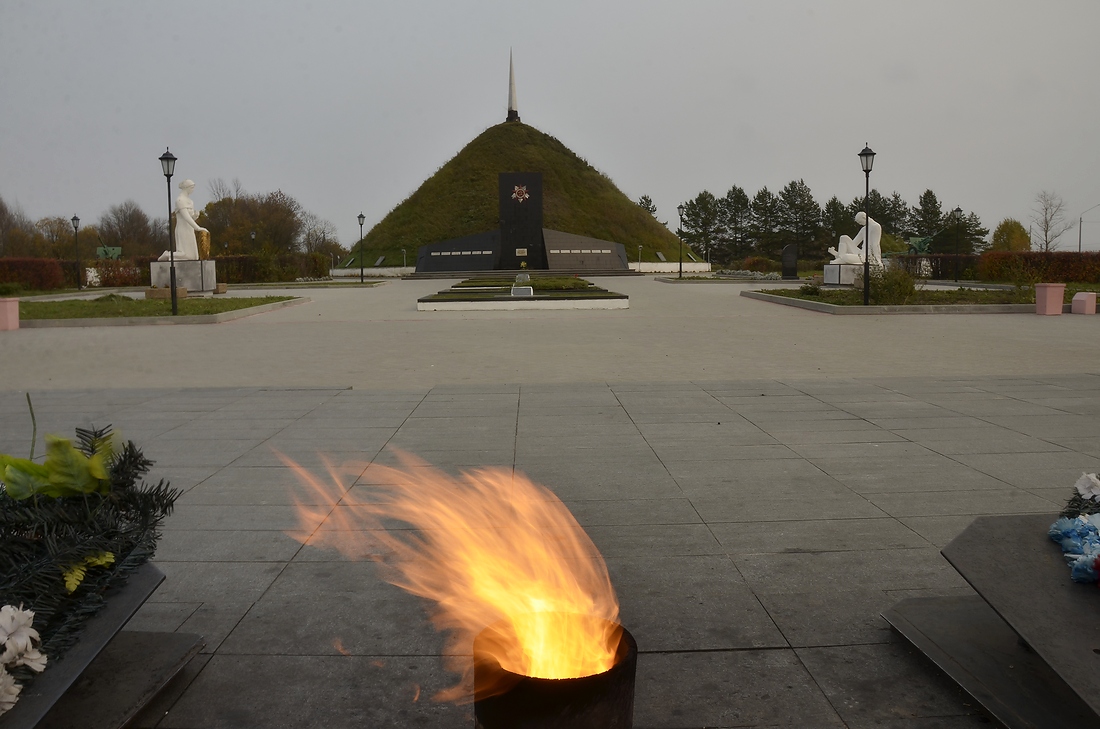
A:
[158,148,179,315]
[1079,203,1100,252]
[676,203,685,279]
[638,244,642,270]
[858,144,875,305]
[71,215,80,289]
[357,212,366,284]
[953,206,963,282]
[402,248,407,268]
[250,230,256,248]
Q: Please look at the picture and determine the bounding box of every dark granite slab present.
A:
[941,513,1100,716]
[884,595,1100,729]
[0,564,165,729]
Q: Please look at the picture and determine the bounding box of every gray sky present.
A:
[3,1,1099,250]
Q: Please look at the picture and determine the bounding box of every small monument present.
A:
[781,244,799,280]
[150,179,217,293]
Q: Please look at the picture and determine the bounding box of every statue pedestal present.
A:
[150,260,216,292]
[823,263,862,286]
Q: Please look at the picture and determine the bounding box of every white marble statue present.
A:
[158,179,208,261]
[828,212,882,266]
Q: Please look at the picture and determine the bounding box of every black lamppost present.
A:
[858,144,875,305]
[357,213,366,283]
[250,230,256,248]
[158,148,178,315]
[953,206,963,282]
[676,203,685,279]
[71,215,80,289]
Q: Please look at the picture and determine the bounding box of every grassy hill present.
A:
[346,122,687,267]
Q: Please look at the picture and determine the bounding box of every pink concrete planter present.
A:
[1035,283,1066,315]
[0,297,18,331]
[1072,292,1097,315]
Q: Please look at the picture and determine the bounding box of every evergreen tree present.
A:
[777,179,822,257]
[677,191,722,262]
[637,194,658,218]
[718,186,752,262]
[749,187,782,258]
[910,189,944,239]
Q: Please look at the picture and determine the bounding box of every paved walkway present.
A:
[2,278,1099,388]
[2,281,1099,728]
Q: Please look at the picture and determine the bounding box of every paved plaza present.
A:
[2,278,1099,727]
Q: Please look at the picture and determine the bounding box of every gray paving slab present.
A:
[6,284,1100,729]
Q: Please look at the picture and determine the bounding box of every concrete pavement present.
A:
[2,279,1099,727]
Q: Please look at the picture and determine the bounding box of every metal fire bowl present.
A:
[473,620,637,729]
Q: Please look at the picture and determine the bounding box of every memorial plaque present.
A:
[781,244,798,280]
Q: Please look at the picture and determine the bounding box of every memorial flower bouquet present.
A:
[1048,473,1100,585]
[0,421,179,715]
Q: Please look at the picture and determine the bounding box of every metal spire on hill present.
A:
[507,49,520,122]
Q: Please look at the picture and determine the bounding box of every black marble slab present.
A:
[884,595,1100,729]
[0,564,164,729]
[37,631,203,729]
[941,513,1100,717]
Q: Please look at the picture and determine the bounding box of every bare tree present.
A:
[299,210,339,253]
[207,177,246,201]
[1030,190,1075,252]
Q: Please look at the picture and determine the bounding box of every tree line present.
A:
[642,185,1085,267]
[0,179,345,263]
[641,183,990,267]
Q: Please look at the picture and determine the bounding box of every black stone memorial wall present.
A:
[497,172,547,270]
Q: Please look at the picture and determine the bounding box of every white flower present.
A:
[0,606,39,666]
[1075,473,1100,500]
[12,646,46,674]
[0,667,21,716]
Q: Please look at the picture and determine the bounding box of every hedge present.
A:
[892,254,981,280]
[978,251,1100,283]
[212,253,328,283]
[0,258,65,290]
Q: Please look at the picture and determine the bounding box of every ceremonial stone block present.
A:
[150,260,217,292]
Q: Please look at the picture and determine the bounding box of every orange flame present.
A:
[282,450,621,697]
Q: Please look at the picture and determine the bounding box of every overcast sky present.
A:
[3,1,1099,250]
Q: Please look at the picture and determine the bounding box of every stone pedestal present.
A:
[150,260,216,292]
[0,297,19,331]
[823,263,862,285]
[1072,291,1096,315]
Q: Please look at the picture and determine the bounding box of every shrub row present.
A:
[892,254,981,280]
[212,253,328,283]
[0,258,65,290]
[0,253,330,290]
[977,251,1100,284]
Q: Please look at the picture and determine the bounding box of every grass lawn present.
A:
[19,295,295,319]
[769,281,1100,306]
[765,287,1028,306]
[422,277,624,301]
[451,276,596,291]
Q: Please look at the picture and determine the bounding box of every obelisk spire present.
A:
[506,49,520,123]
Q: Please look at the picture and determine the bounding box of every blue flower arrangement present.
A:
[1049,473,1100,585]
